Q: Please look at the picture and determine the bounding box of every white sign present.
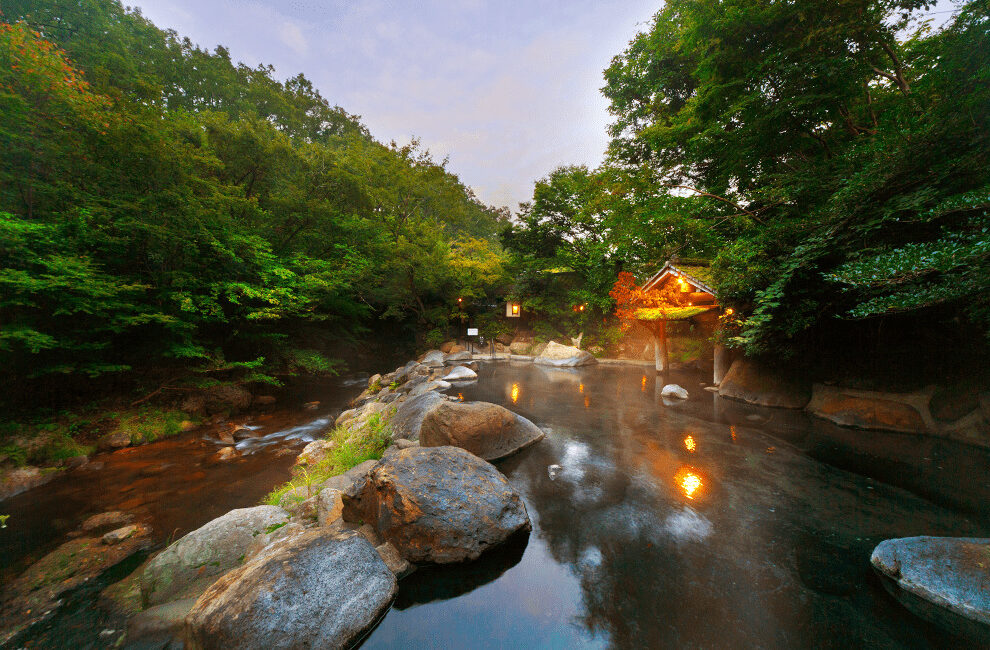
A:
[467,328,479,336]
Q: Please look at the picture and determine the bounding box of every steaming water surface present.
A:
[366,361,988,648]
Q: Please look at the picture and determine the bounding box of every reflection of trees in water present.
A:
[478,364,983,646]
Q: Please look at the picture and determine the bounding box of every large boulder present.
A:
[409,379,451,397]
[0,466,57,501]
[140,506,289,607]
[871,536,990,643]
[443,365,478,382]
[183,530,397,650]
[342,446,530,564]
[444,350,473,363]
[808,384,935,433]
[718,358,811,409]
[419,350,445,366]
[534,341,596,367]
[419,400,545,461]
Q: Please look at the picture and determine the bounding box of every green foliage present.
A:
[110,408,193,445]
[507,0,990,359]
[0,4,508,404]
[263,411,393,506]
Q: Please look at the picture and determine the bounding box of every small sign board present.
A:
[467,327,479,336]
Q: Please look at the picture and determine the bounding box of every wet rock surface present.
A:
[419,400,545,461]
[0,525,152,643]
[871,536,990,642]
[183,529,397,650]
[140,505,289,607]
[391,391,447,441]
[342,446,530,564]
[534,341,596,367]
[718,358,811,408]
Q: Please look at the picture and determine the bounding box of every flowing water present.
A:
[2,361,988,648]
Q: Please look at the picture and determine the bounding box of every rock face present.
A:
[419,401,545,461]
[718,358,811,409]
[183,530,397,650]
[343,446,530,564]
[871,536,990,643]
[140,505,289,607]
[534,341,596,367]
[419,350,445,366]
[661,384,689,399]
[443,365,478,381]
[444,350,473,363]
[409,379,451,397]
[808,384,935,433]
[98,431,132,452]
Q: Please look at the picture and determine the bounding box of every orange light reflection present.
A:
[674,466,703,499]
[683,435,696,452]
[641,375,647,392]
[510,383,520,404]
[583,395,590,409]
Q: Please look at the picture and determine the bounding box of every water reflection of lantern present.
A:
[510,383,520,404]
[730,426,737,443]
[583,394,590,408]
[578,383,584,393]
[675,466,703,499]
[641,375,647,392]
[683,435,696,452]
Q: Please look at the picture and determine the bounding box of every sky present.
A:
[130,0,661,211]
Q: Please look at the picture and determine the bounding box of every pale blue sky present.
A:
[132,0,660,210]
[131,1,960,211]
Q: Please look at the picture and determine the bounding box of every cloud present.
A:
[277,21,309,58]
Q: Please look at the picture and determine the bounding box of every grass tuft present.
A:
[262,410,394,506]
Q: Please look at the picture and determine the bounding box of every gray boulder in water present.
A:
[419,350,445,366]
[140,506,289,606]
[871,536,990,643]
[183,530,396,650]
[419,400,544,461]
[534,341,596,367]
[661,384,689,399]
[391,391,447,441]
[342,446,530,564]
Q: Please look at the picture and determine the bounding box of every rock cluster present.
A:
[115,349,542,649]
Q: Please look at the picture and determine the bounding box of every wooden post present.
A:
[652,320,669,374]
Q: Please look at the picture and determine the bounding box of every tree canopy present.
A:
[0,2,507,405]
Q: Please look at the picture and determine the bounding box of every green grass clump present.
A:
[111,407,197,444]
[262,410,394,507]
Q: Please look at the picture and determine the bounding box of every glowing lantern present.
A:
[506,302,521,317]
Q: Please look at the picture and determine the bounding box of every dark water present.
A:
[0,377,367,586]
[365,361,989,649]
[4,361,988,648]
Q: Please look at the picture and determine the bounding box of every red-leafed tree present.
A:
[610,271,709,373]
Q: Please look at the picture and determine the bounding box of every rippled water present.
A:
[365,361,989,649]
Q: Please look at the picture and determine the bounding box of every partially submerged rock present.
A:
[183,530,397,650]
[0,527,152,643]
[808,384,935,433]
[391,391,447,441]
[81,510,134,533]
[342,446,530,564]
[534,341,596,367]
[419,400,545,461]
[718,358,811,409]
[0,466,58,501]
[419,350,445,366]
[140,505,289,607]
[409,379,451,397]
[661,384,689,399]
[443,365,478,381]
[871,536,990,643]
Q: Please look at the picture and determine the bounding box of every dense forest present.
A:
[0,0,509,407]
[2,0,989,411]
[501,0,990,376]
